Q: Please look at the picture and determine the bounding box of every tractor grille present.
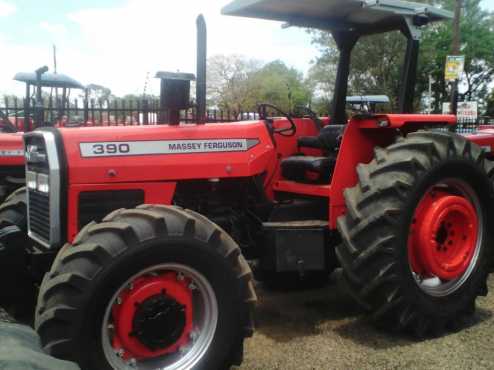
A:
[25,130,63,248]
[28,191,51,242]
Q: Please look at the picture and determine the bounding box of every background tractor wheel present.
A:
[336,131,494,337]
[0,187,35,319]
[35,205,256,370]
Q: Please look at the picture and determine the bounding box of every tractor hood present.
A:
[57,122,276,184]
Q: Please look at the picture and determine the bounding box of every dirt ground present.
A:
[1,275,493,370]
[238,275,494,370]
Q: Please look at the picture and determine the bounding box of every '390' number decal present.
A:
[91,143,130,155]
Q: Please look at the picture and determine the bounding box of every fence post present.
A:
[83,95,89,124]
[13,97,18,129]
[143,99,149,125]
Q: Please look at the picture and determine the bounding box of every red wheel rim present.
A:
[111,272,194,360]
[409,189,479,281]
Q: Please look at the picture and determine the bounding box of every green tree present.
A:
[207,55,310,113]
[420,0,494,112]
[249,60,311,112]
[308,0,494,113]
[207,54,261,111]
[486,91,494,116]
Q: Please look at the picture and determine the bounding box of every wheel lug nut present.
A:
[115,348,124,357]
[177,272,185,281]
[116,297,122,305]
[190,330,199,341]
[188,282,197,290]
[127,358,137,367]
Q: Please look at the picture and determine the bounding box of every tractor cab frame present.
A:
[13,68,86,130]
[223,0,452,118]
[0,68,85,201]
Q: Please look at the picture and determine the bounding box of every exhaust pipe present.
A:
[34,66,49,127]
[196,14,207,124]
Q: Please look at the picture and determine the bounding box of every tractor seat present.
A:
[281,155,336,184]
[298,124,345,151]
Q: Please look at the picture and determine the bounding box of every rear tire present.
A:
[336,131,494,336]
[0,187,35,318]
[35,205,256,370]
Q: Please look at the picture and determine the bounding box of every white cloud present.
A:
[0,1,15,17]
[480,0,494,11]
[64,0,317,96]
[40,21,68,37]
[0,0,318,97]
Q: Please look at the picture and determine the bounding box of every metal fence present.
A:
[0,96,257,130]
[455,117,494,134]
[2,95,493,133]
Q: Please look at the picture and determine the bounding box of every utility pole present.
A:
[450,0,462,114]
[428,74,433,114]
[53,45,58,74]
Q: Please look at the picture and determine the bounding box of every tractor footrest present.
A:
[261,220,328,273]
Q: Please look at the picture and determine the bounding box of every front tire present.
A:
[35,205,256,370]
[336,131,494,336]
[0,187,35,316]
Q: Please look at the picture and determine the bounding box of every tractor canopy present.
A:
[223,0,453,122]
[14,72,84,90]
[222,0,451,34]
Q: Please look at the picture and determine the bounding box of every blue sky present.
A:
[0,0,493,96]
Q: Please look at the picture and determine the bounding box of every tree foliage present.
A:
[207,55,311,113]
[86,84,112,101]
[308,0,494,114]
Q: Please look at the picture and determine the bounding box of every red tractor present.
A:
[3,1,494,369]
[0,67,86,201]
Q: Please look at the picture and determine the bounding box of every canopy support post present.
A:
[398,17,423,113]
[331,31,359,124]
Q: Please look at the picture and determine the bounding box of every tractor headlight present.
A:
[37,173,50,193]
[26,171,50,193]
[26,171,37,190]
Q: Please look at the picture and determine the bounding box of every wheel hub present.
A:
[111,272,193,360]
[131,293,187,351]
[409,191,479,280]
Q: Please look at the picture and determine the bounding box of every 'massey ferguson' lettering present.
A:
[204,141,243,150]
[80,139,260,158]
[168,142,203,151]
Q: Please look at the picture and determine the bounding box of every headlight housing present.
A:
[26,170,37,190]
[37,173,50,193]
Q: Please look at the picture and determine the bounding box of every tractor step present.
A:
[261,220,328,273]
[273,180,330,198]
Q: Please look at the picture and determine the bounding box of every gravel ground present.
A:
[239,275,494,370]
[1,276,493,370]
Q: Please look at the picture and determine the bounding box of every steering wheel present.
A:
[0,111,17,133]
[257,103,296,137]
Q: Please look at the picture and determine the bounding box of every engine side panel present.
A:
[60,122,277,184]
[0,133,25,166]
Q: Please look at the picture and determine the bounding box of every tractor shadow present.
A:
[253,275,365,343]
[334,306,492,349]
[254,277,493,349]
